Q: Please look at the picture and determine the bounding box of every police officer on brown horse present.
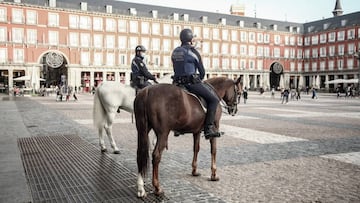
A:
[130,45,158,90]
[171,29,220,139]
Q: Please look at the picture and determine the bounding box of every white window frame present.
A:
[141,22,149,34]
[106,53,114,66]
[212,43,219,54]
[48,13,59,27]
[69,32,78,47]
[0,8,7,22]
[13,49,24,63]
[69,15,79,29]
[26,10,37,25]
[12,28,24,43]
[152,23,160,35]
[93,52,103,66]
[12,8,23,24]
[93,34,103,49]
[129,20,138,33]
[249,32,255,43]
[231,30,238,41]
[221,43,228,54]
[48,31,59,45]
[0,27,7,42]
[151,38,160,51]
[212,29,219,40]
[163,24,171,36]
[79,16,91,30]
[105,35,115,49]
[81,52,90,66]
[118,20,127,32]
[337,31,345,41]
[118,36,127,49]
[222,29,228,40]
[0,48,7,63]
[93,17,103,31]
[80,33,90,47]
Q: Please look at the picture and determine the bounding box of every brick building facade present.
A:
[0,0,359,93]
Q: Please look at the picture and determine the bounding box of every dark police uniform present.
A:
[172,43,220,139]
[130,56,156,89]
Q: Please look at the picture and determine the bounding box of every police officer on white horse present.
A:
[130,45,158,90]
[171,29,220,139]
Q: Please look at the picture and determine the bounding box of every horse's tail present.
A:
[135,88,150,177]
[93,86,106,130]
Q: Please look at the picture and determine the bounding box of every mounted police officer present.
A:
[130,45,157,90]
[171,28,220,139]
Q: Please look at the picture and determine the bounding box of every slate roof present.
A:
[3,0,360,34]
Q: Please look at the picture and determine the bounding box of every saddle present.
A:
[179,86,207,112]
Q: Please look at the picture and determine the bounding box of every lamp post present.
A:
[355,48,360,97]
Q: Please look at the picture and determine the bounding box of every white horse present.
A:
[93,74,172,154]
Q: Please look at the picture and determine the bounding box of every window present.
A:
[290,62,295,72]
[0,27,6,42]
[264,34,270,43]
[118,36,127,49]
[222,29,228,40]
[0,48,7,63]
[69,32,78,46]
[152,38,160,51]
[284,36,289,45]
[26,29,37,44]
[81,52,90,65]
[79,16,91,29]
[222,58,229,69]
[320,34,326,43]
[320,61,325,71]
[337,59,343,70]
[153,55,160,67]
[221,43,228,54]
[105,35,115,49]
[240,60,246,69]
[347,59,354,69]
[290,49,295,58]
[304,49,310,58]
[118,20,127,32]
[320,47,326,57]
[119,54,127,65]
[48,31,58,45]
[152,23,160,35]
[163,24,171,36]
[311,35,318,45]
[347,29,355,39]
[163,39,171,52]
[163,56,170,67]
[274,35,281,45]
[257,60,263,70]
[348,43,355,54]
[257,33,263,43]
[240,31,247,42]
[48,13,59,27]
[213,29,219,40]
[231,44,237,55]
[328,60,334,71]
[12,28,24,43]
[203,27,210,39]
[12,9,23,24]
[297,37,303,46]
[212,43,219,54]
[329,46,335,56]
[141,22,149,34]
[212,58,219,69]
[26,10,37,25]
[328,32,335,42]
[105,18,116,32]
[93,17,103,31]
[284,49,289,58]
[240,45,247,56]
[312,48,318,58]
[141,37,149,50]
[80,33,90,47]
[129,21,138,33]
[106,53,114,66]
[93,34,103,49]
[257,46,263,56]
[304,36,310,45]
[304,63,309,72]
[69,15,79,29]
[297,49,302,59]
[312,62,317,71]
[173,25,181,37]
[338,44,344,55]
[249,32,255,43]
[297,63,302,72]
[337,31,345,41]
[231,59,238,70]
[290,37,295,45]
[0,7,7,22]
[274,48,280,58]
[93,52,102,66]
[203,57,210,69]
[129,37,138,50]
[248,46,255,56]
[231,30,238,41]
[13,49,24,63]
[264,47,270,57]
[202,42,209,54]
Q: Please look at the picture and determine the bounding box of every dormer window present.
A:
[49,0,56,7]
[106,5,112,14]
[323,23,330,30]
[288,26,293,32]
[254,22,261,29]
[172,13,179,21]
[201,16,208,24]
[182,14,189,22]
[80,2,87,11]
[271,24,277,31]
[151,10,158,19]
[237,20,244,28]
[129,8,137,16]
[341,19,347,26]
[220,18,226,25]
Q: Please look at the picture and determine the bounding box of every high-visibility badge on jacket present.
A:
[140,63,144,67]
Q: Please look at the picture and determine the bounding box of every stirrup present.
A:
[204,127,221,139]
[173,131,181,137]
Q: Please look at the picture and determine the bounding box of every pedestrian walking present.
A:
[281,89,289,104]
[243,87,248,104]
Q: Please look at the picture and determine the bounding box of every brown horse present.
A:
[134,77,241,197]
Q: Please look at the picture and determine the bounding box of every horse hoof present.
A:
[154,189,164,196]
[113,150,120,154]
[101,148,107,153]
[208,176,220,181]
[192,172,201,176]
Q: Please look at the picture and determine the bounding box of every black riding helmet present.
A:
[135,45,146,56]
[180,29,193,44]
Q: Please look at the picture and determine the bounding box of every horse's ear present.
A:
[235,77,241,85]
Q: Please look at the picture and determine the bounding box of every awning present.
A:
[13,76,31,81]
[325,79,359,84]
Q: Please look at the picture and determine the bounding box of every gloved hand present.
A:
[153,79,159,84]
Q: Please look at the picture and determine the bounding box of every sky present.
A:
[119,0,360,23]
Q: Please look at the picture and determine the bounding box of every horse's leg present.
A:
[152,131,168,196]
[209,138,219,181]
[98,127,107,152]
[137,173,146,198]
[104,111,120,154]
[192,132,201,176]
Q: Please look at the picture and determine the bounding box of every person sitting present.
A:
[171,28,220,139]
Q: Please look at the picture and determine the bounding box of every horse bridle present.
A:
[221,82,240,115]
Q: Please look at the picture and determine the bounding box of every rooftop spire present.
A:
[332,0,343,17]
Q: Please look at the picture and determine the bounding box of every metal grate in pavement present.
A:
[18,134,168,202]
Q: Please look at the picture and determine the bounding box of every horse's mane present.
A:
[206,77,233,89]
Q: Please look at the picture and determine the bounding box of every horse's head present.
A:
[222,77,242,116]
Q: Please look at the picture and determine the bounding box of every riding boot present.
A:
[204,108,221,139]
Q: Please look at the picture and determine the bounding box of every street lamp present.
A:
[355,48,360,97]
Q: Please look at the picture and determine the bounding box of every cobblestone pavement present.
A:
[2,91,360,202]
